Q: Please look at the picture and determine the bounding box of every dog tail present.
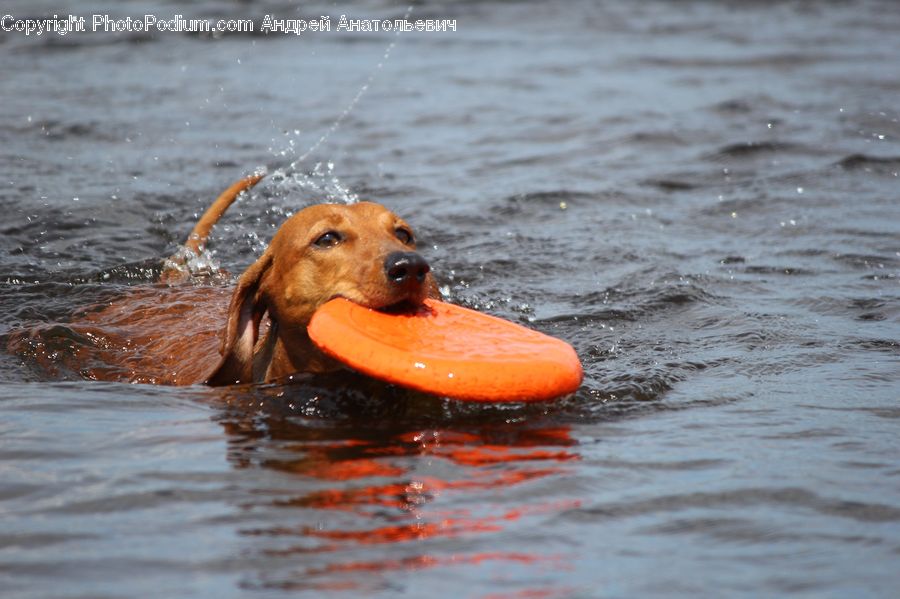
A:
[184,173,265,254]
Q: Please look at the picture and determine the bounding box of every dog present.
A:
[9,175,440,386]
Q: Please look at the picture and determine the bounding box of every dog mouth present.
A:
[328,294,427,316]
[375,298,426,315]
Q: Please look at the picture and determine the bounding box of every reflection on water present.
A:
[1,0,900,596]
[213,384,580,593]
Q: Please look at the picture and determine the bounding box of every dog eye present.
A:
[313,231,342,248]
[395,227,414,245]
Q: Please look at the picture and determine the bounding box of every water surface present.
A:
[2,1,899,597]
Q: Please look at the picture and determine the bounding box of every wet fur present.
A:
[9,176,440,386]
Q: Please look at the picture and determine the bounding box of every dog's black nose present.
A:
[384,251,430,286]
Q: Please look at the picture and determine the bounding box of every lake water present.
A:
[1,1,899,597]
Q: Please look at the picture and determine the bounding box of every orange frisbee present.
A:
[308,298,583,402]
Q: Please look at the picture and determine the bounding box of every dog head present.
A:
[207,202,439,385]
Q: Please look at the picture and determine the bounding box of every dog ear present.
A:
[207,252,273,386]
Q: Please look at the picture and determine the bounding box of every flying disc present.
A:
[307,298,583,402]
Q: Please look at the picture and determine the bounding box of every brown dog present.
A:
[9,175,440,386]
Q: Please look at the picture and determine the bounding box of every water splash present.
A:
[161,244,226,282]
[286,5,413,172]
[186,162,363,262]
[265,161,359,205]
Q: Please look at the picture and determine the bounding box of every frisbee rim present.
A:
[308,298,583,402]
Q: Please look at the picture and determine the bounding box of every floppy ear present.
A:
[206,252,273,386]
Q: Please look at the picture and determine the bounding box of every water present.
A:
[2,0,899,596]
